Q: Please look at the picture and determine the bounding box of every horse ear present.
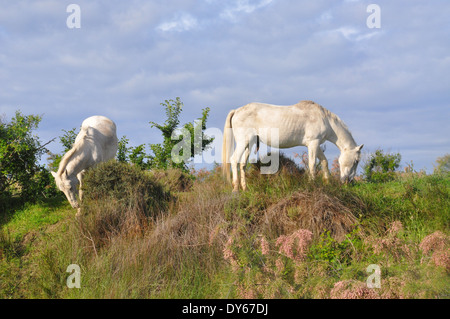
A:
[356,144,364,152]
[51,171,57,178]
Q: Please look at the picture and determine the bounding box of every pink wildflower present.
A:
[276,229,313,262]
[388,221,403,236]
[223,236,239,271]
[431,249,450,271]
[419,231,448,255]
[419,231,449,270]
[330,280,380,299]
[260,236,270,255]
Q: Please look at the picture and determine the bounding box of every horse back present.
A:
[232,101,329,147]
[78,116,118,161]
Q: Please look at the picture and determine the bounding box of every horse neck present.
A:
[327,118,357,151]
[57,143,86,179]
[65,150,85,177]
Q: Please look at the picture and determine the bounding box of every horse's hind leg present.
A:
[231,142,247,192]
[240,136,258,191]
[240,147,250,191]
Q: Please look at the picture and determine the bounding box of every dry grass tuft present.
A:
[263,190,358,241]
[247,152,306,179]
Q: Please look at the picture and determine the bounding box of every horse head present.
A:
[339,144,363,183]
[51,170,80,208]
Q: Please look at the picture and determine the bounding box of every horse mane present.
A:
[56,128,87,177]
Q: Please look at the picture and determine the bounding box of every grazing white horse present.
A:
[222,100,363,191]
[51,115,118,214]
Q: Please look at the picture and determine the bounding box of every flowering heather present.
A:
[369,221,411,263]
[419,231,449,270]
[276,229,313,262]
[331,157,340,176]
[223,236,239,270]
[388,220,403,236]
[330,280,380,299]
[419,231,448,255]
[260,236,270,256]
[431,249,449,270]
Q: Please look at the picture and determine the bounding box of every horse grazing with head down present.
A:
[222,100,363,192]
[52,115,118,215]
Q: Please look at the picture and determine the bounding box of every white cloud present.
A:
[111,3,157,33]
[156,13,198,32]
[220,0,274,21]
[323,26,382,42]
[317,10,333,24]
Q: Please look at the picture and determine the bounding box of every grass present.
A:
[0,159,449,299]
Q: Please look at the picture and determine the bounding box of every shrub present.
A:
[75,161,172,254]
[363,149,401,182]
[434,154,450,176]
[148,168,193,193]
[0,111,54,201]
[81,160,171,218]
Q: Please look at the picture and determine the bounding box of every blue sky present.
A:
[0,0,449,172]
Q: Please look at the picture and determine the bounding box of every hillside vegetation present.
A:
[1,156,449,299]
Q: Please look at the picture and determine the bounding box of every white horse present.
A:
[222,100,363,191]
[51,115,118,214]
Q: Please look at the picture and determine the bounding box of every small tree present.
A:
[116,136,152,169]
[116,136,130,163]
[60,128,78,152]
[0,111,54,200]
[434,154,450,176]
[149,97,214,172]
[129,144,152,169]
[363,149,401,182]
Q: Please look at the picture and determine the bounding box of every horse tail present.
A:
[222,109,235,182]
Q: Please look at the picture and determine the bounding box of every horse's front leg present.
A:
[307,141,320,179]
[316,147,330,181]
[77,170,86,202]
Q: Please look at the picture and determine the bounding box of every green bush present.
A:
[148,168,194,193]
[434,154,450,176]
[363,149,401,183]
[81,160,171,217]
[0,111,54,201]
